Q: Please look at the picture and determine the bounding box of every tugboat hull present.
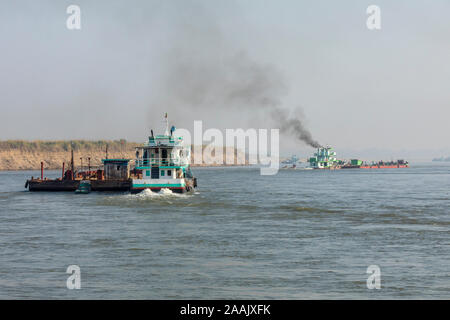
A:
[130,187,189,194]
[130,178,196,194]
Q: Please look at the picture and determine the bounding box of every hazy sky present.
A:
[1,0,449,159]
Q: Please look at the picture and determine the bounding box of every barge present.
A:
[342,159,409,169]
[308,147,409,170]
[25,158,132,192]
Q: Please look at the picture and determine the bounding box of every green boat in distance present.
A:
[75,180,91,194]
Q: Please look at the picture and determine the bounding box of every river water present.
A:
[0,163,449,299]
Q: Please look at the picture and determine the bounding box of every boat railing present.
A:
[135,158,189,167]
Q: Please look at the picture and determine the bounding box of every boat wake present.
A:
[97,188,195,207]
[135,188,176,198]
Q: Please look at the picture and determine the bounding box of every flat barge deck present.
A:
[25,156,134,192]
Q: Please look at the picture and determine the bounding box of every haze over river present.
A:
[0,164,449,299]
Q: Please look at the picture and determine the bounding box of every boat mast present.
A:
[71,147,74,180]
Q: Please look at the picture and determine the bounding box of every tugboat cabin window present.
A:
[167,170,172,177]
[161,170,165,176]
[146,170,150,176]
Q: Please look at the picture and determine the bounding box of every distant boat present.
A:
[281,155,299,165]
[432,157,450,162]
[281,161,312,170]
[75,180,91,194]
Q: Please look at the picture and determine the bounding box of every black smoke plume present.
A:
[150,6,321,148]
[272,108,322,148]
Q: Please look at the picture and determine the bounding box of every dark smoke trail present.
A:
[156,51,322,148]
[149,6,322,148]
[221,55,322,148]
[272,108,322,148]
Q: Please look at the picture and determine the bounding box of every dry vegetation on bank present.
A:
[0,140,246,170]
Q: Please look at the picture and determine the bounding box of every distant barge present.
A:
[341,160,409,169]
[308,147,409,170]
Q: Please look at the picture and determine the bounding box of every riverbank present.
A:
[0,140,247,170]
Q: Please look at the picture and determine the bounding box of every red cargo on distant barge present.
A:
[342,159,409,169]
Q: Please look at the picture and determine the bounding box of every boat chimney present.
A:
[41,162,44,180]
[164,113,169,136]
[62,162,65,179]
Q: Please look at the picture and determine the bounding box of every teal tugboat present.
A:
[309,147,339,169]
[131,114,197,194]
